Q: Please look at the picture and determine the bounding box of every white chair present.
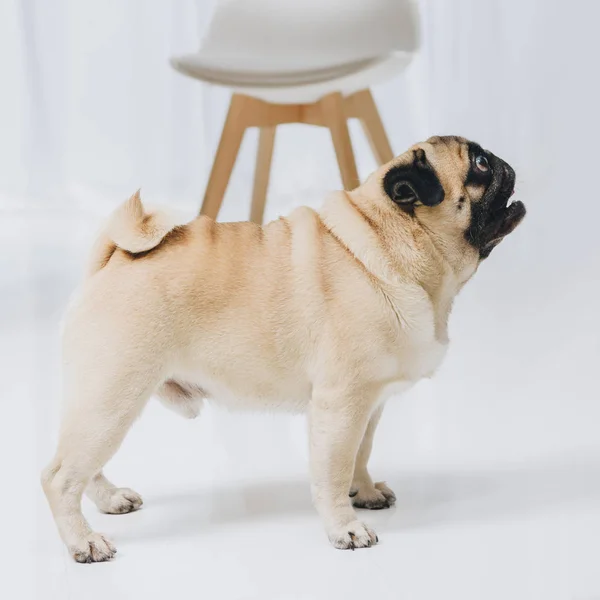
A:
[171,0,419,223]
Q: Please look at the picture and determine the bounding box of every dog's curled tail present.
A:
[87,190,177,277]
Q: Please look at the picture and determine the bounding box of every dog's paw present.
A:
[69,533,117,563]
[328,520,378,550]
[98,488,143,514]
[351,482,396,510]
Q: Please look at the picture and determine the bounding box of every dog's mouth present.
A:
[485,188,526,246]
[467,162,526,258]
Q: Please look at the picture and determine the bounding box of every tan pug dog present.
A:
[41,136,526,562]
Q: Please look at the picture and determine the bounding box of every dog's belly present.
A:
[170,367,312,413]
[168,335,449,414]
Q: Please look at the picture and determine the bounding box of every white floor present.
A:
[3,200,600,600]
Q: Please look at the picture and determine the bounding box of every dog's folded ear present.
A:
[383,148,445,210]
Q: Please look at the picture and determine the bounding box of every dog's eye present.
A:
[475,155,490,172]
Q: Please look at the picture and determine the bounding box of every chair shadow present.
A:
[113,453,600,543]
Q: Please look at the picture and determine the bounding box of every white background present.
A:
[1,1,600,599]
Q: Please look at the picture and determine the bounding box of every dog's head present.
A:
[377,136,525,265]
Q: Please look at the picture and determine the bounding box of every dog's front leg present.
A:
[309,384,379,549]
[350,405,397,509]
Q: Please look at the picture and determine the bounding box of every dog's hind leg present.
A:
[41,353,161,563]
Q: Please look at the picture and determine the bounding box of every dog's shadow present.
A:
[112,454,600,543]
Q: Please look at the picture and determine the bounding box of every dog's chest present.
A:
[379,379,415,402]
[411,338,448,379]
[376,339,447,403]
[379,334,449,386]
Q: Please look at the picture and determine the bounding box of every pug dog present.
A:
[41,136,525,562]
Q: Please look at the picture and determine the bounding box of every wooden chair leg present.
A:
[250,126,276,224]
[353,89,394,165]
[200,94,247,219]
[319,92,360,190]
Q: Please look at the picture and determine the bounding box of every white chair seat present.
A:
[171,55,380,86]
[171,51,412,104]
[192,0,418,73]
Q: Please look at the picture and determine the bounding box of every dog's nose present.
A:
[504,163,516,180]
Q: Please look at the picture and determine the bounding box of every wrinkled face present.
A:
[382,136,526,260]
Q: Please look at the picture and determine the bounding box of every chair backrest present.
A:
[198,0,419,74]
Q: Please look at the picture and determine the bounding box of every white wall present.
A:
[2,0,599,466]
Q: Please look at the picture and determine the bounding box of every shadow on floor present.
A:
[111,452,600,543]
